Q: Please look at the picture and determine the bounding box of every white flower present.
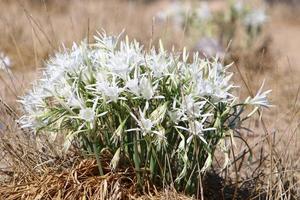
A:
[189,120,206,137]
[195,80,213,96]
[194,37,224,58]
[19,90,46,114]
[0,52,11,70]
[139,77,154,100]
[146,50,170,78]
[181,94,205,119]
[140,117,153,133]
[156,2,189,29]
[129,105,154,135]
[233,0,244,13]
[106,39,143,79]
[196,2,211,21]
[245,81,272,107]
[191,61,234,101]
[176,118,215,144]
[126,78,140,96]
[244,9,267,28]
[96,75,123,102]
[18,115,45,130]
[108,55,131,78]
[168,98,183,124]
[168,110,183,124]
[126,76,158,100]
[79,107,95,122]
[97,81,123,102]
[94,31,120,51]
[67,93,84,108]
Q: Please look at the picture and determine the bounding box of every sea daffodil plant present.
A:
[19,32,271,193]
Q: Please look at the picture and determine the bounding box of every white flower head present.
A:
[79,107,95,122]
[0,52,11,70]
[189,120,205,137]
[139,77,154,100]
[168,110,183,124]
[181,94,205,119]
[245,81,272,108]
[126,78,140,96]
[94,31,121,51]
[194,37,224,58]
[233,0,244,13]
[67,93,84,108]
[196,2,211,21]
[244,9,267,28]
[156,2,190,29]
[96,75,123,102]
[129,104,154,135]
[108,55,131,78]
[140,117,153,134]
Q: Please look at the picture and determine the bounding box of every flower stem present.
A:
[93,143,104,176]
[133,134,142,187]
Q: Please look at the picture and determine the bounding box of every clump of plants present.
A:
[19,32,271,194]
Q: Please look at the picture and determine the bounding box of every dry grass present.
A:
[0,159,136,200]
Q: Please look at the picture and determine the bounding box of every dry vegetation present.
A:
[0,0,299,199]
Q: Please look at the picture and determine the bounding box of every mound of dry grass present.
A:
[0,159,137,200]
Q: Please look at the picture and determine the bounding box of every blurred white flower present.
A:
[168,98,183,124]
[108,55,131,78]
[155,2,190,30]
[196,2,211,21]
[244,9,267,28]
[233,0,244,13]
[0,52,11,70]
[139,117,153,133]
[194,37,224,58]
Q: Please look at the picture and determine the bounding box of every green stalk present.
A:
[93,143,104,176]
[133,134,142,186]
[82,134,93,154]
[150,150,156,180]
[144,141,152,180]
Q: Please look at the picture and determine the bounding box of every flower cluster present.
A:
[19,32,271,193]
[156,1,211,30]
[156,0,268,55]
